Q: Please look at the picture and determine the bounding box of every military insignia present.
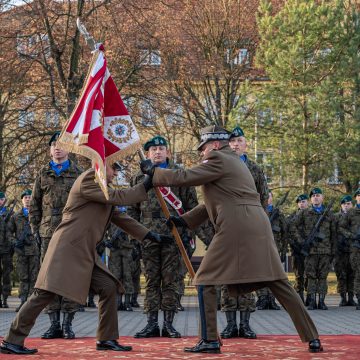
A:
[155,138,160,145]
[106,117,134,144]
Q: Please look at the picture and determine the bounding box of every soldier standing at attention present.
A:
[128,135,199,339]
[334,195,355,306]
[29,131,82,339]
[338,188,360,309]
[219,126,268,339]
[256,190,288,310]
[7,190,39,312]
[0,191,13,308]
[291,188,335,311]
[287,194,309,304]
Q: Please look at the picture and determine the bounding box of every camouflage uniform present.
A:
[128,162,198,313]
[107,224,134,294]
[130,239,142,306]
[291,205,335,309]
[334,211,354,296]
[288,210,307,295]
[0,209,13,306]
[7,209,40,302]
[29,160,82,314]
[256,208,288,304]
[222,156,268,313]
[338,206,360,308]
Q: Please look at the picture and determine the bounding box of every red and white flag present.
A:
[58,45,140,199]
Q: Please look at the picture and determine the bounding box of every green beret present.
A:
[143,136,168,151]
[340,195,352,204]
[49,131,61,146]
[354,188,360,197]
[309,187,322,197]
[296,194,309,203]
[230,126,245,139]
[0,191,5,199]
[21,189,32,199]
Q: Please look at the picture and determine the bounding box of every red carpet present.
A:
[0,335,358,359]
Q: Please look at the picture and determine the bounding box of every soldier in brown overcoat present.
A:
[0,165,164,355]
[141,125,322,354]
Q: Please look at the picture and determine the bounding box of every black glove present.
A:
[140,160,156,176]
[142,175,153,192]
[144,231,174,244]
[165,215,188,230]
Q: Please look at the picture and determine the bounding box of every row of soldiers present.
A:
[0,128,359,342]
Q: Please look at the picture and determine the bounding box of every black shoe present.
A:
[239,311,257,339]
[124,294,133,311]
[268,295,281,310]
[307,294,316,310]
[317,294,328,310]
[256,295,268,310]
[220,311,238,339]
[41,312,63,339]
[347,293,357,306]
[2,297,9,308]
[0,341,38,355]
[161,311,181,338]
[134,311,160,338]
[339,293,347,307]
[96,340,132,351]
[62,312,75,339]
[308,339,323,353]
[184,339,221,354]
[131,293,140,308]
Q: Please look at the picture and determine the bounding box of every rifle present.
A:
[269,191,289,232]
[301,199,335,256]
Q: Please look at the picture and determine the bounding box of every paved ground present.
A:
[1,294,360,338]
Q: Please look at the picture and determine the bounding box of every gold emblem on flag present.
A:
[107,117,134,143]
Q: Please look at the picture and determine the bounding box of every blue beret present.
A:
[49,131,61,146]
[144,136,168,151]
[296,194,309,203]
[309,187,322,197]
[230,126,245,139]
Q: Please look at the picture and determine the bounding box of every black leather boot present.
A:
[16,296,27,312]
[117,295,124,311]
[124,294,133,311]
[297,291,305,304]
[356,294,360,310]
[62,312,75,339]
[184,339,221,354]
[318,294,328,310]
[339,293,347,306]
[256,295,268,310]
[2,296,8,308]
[268,295,281,310]
[87,293,97,308]
[305,293,310,306]
[347,292,356,306]
[131,293,140,308]
[308,339,323,353]
[239,311,257,339]
[134,311,160,338]
[177,295,185,311]
[307,294,316,310]
[220,311,238,338]
[0,298,2,308]
[41,311,63,339]
[162,310,181,338]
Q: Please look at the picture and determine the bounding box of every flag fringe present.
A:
[105,141,141,165]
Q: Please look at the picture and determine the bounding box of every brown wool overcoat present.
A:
[153,145,287,287]
[35,169,149,304]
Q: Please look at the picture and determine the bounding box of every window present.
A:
[140,49,161,66]
[140,99,156,127]
[45,110,60,127]
[16,33,50,58]
[166,105,184,126]
[226,48,250,66]
[19,110,35,127]
[256,109,273,126]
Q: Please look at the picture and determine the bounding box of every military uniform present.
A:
[128,157,199,338]
[291,203,335,310]
[130,239,141,307]
[338,205,360,308]
[29,157,82,338]
[106,224,134,310]
[256,206,288,310]
[0,205,13,308]
[7,208,39,310]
